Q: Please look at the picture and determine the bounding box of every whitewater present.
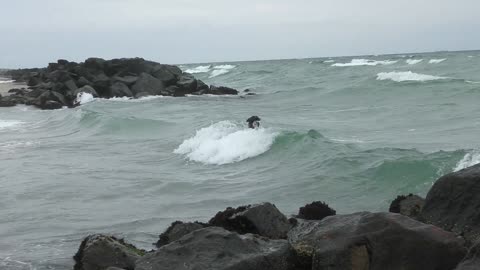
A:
[1,50,480,270]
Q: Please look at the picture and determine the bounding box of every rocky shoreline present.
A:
[0,58,241,110]
[73,163,480,270]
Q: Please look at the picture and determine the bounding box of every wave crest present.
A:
[429,58,446,64]
[454,151,480,172]
[332,59,397,67]
[174,121,278,165]
[376,71,447,82]
[185,65,212,74]
[406,59,423,65]
[209,65,236,78]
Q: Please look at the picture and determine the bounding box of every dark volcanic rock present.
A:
[456,241,480,270]
[73,234,144,270]
[208,85,239,95]
[76,76,92,87]
[155,221,206,248]
[422,164,480,244]
[92,73,111,97]
[288,212,466,270]
[136,227,293,270]
[297,201,336,220]
[151,65,178,85]
[110,82,133,97]
[209,202,291,239]
[131,73,165,96]
[112,75,138,87]
[389,194,425,220]
[176,73,197,94]
[32,90,67,109]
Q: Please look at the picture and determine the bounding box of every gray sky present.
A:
[1,0,479,68]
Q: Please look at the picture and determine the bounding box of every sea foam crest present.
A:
[429,58,446,64]
[406,59,423,65]
[174,121,278,165]
[332,59,397,67]
[454,151,480,172]
[209,65,236,78]
[75,92,95,105]
[376,71,447,82]
[0,79,14,84]
[0,120,24,130]
[185,65,212,74]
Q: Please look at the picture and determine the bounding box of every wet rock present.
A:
[112,76,138,87]
[422,163,480,244]
[131,73,165,96]
[110,82,133,97]
[288,212,466,270]
[155,221,206,248]
[209,202,291,239]
[136,227,293,270]
[297,201,336,220]
[389,194,425,220]
[151,65,177,85]
[176,73,197,94]
[73,234,145,270]
[33,90,67,109]
[76,76,92,87]
[0,97,17,107]
[208,85,239,95]
[456,240,480,270]
[92,73,111,97]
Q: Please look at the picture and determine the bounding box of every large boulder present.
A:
[0,97,17,107]
[389,194,425,220]
[73,234,145,270]
[209,202,291,239]
[136,227,294,270]
[422,164,480,244]
[151,65,178,85]
[155,221,206,248]
[131,73,165,96]
[288,212,466,270]
[92,73,111,97]
[112,75,138,87]
[32,90,67,109]
[110,82,133,97]
[175,73,197,94]
[456,241,480,270]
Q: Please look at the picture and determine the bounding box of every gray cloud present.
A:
[1,0,479,67]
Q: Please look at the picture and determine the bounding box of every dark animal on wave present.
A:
[246,116,261,129]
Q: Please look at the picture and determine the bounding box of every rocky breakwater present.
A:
[74,178,480,270]
[0,58,239,109]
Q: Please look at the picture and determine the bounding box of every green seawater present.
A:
[1,51,480,269]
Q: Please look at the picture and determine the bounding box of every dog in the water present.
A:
[246,116,261,129]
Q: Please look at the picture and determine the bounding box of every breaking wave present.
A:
[454,151,480,172]
[185,65,212,74]
[332,59,397,67]
[209,65,236,78]
[0,80,15,84]
[406,59,423,65]
[174,121,278,165]
[376,71,447,82]
[429,58,446,64]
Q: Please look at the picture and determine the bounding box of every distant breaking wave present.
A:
[332,59,397,67]
[185,65,212,74]
[209,65,236,78]
[0,79,14,84]
[376,71,447,82]
[174,121,278,165]
[0,120,24,130]
[429,58,446,64]
[406,59,423,65]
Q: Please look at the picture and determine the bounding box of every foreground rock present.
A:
[389,194,425,220]
[456,241,480,270]
[73,234,145,270]
[288,212,466,270]
[155,221,206,248]
[137,227,294,270]
[422,164,480,244]
[1,58,239,109]
[209,202,291,239]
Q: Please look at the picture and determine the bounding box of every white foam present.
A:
[209,65,236,78]
[332,59,397,67]
[0,80,14,84]
[454,151,480,172]
[185,65,212,74]
[106,95,168,102]
[323,60,335,63]
[75,92,94,105]
[0,120,24,130]
[406,59,423,65]
[174,121,278,165]
[376,71,447,82]
[429,58,446,64]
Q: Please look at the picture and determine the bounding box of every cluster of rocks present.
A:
[73,164,480,270]
[0,58,240,110]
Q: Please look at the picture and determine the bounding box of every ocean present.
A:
[1,50,480,269]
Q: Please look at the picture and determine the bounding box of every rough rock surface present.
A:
[422,164,480,244]
[155,221,206,248]
[297,201,336,220]
[288,212,466,270]
[209,202,291,239]
[73,234,145,270]
[389,194,425,220]
[136,227,293,270]
[456,241,480,270]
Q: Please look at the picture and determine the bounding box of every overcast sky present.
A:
[1,0,479,68]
